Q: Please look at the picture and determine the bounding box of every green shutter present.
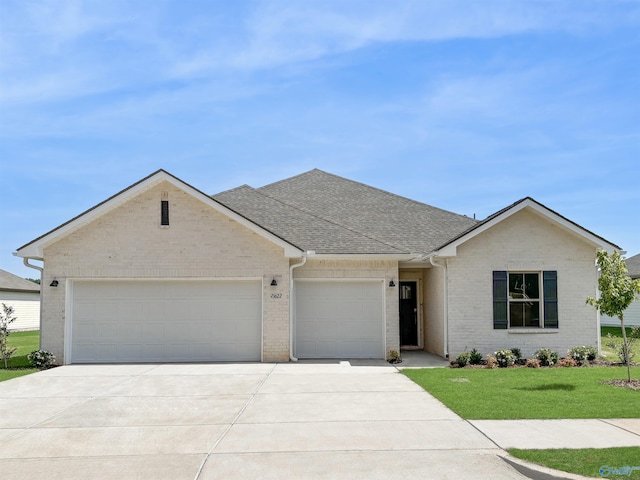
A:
[543,270,558,328]
[493,271,508,329]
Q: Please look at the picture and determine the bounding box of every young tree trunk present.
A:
[620,315,631,382]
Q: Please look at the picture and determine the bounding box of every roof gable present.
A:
[16,170,302,259]
[436,197,620,257]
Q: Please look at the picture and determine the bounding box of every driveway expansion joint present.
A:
[191,363,278,480]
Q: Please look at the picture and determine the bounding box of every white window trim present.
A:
[507,271,543,329]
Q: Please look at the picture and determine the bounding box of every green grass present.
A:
[602,326,634,338]
[0,368,38,382]
[509,447,640,478]
[601,325,640,362]
[403,367,640,419]
[0,330,40,382]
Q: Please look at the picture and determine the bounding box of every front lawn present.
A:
[403,366,640,419]
[0,330,40,382]
[509,447,640,479]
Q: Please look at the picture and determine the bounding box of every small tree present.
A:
[0,303,18,368]
[587,250,640,382]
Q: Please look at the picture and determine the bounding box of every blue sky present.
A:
[1,0,639,278]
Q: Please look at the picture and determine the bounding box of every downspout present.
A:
[594,251,602,355]
[289,254,308,362]
[18,256,44,350]
[430,255,449,359]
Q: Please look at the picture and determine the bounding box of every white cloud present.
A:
[199,0,640,72]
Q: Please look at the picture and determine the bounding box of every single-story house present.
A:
[0,268,40,331]
[601,253,640,327]
[15,169,620,364]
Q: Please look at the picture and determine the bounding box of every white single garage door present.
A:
[70,280,262,363]
[295,280,384,359]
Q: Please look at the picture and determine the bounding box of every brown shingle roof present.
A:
[0,269,40,293]
[214,169,478,255]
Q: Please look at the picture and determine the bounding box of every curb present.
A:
[499,454,597,480]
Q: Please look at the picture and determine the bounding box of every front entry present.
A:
[399,281,418,346]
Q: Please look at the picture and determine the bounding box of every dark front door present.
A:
[399,281,418,346]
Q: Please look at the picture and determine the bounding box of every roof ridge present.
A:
[257,168,323,191]
[260,168,477,223]
[212,184,255,197]
[249,187,408,253]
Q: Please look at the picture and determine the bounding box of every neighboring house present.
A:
[15,169,620,364]
[601,253,640,327]
[0,269,40,331]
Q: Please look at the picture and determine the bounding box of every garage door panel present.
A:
[71,280,262,363]
[295,280,384,359]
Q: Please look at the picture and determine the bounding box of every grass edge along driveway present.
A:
[508,447,640,479]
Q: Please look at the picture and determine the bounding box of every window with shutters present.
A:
[493,270,558,329]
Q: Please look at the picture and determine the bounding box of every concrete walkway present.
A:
[0,361,638,479]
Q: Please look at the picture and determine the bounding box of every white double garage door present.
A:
[68,279,385,363]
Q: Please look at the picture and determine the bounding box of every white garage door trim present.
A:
[65,278,263,364]
[294,278,386,359]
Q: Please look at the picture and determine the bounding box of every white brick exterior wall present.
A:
[445,208,599,360]
[294,258,400,356]
[41,181,291,363]
[423,266,445,356]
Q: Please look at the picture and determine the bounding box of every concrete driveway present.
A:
[0,361,529,479]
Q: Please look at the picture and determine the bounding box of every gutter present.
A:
[289,251,315,362]
[429,255,449,359]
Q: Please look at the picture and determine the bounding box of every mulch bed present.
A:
[601,379,640,390]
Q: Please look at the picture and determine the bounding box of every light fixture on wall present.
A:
[50,279,59,287]
[270,278,278,286]
[388,279,396,287]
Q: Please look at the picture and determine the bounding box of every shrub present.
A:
[28,350,56,369]
[558,357,577,367]
[495,349,517,368]
[455,351,471,367]
[525,358,541,368]
[469,348,483,365]
[485,354,498,369]
[604,327,640,365]
[568,346,598,365]
[534,348,559,367]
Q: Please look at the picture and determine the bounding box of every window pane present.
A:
[509,303,524,327]
[510,301,540,327]
[509,273,524,299]
[524,301,540,327]
[525,273,539,299]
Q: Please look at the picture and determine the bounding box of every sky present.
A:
[1,0,639,279]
